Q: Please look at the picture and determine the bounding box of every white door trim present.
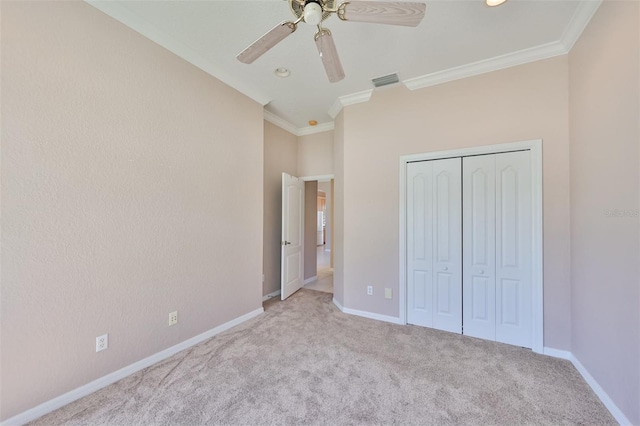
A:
[399,139,543,353]
[301,174,334,182]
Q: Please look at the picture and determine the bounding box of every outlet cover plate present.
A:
[169,311,178,326]
[96,334,108,352]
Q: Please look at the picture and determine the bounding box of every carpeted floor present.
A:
[30,289,615,425]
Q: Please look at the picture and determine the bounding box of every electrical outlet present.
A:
[96,334,108,352]
[385,288,393,299]
[367,286,373,296]
[169,311,178,326]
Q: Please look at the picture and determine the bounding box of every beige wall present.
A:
[1,1,263,420]
[333,113,345,306]
[569,1,640,423]
[263,121,298,296]
[304,181,318,280]
[318,181,332,252]
[339,56,572,349]
[297,130,333,177]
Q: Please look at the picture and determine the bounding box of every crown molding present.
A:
[403,41,567,91]
[403,0,601,92]
[328,98,343,119]
[263,111,334,137]
[559,0,602,52]
[298,122,335,136]
[85,0,271,106]
[328,89,374,118]
[264,110,299,136]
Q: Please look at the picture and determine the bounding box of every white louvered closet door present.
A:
[407,158,462,333]
[462,151,533,348]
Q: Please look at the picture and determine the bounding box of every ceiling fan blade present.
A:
[338,1,426,27]
[315,29,345,83]
[237,22,297,64]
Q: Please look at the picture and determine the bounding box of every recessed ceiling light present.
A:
[274,67,290,78]
[308,120,318,126]
[486,0,507,6]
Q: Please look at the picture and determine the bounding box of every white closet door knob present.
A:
[443,266,448,271]
[479,269,484,274]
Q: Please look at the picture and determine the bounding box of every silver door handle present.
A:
[479,269,484,274]
[282,241,291,245]
[443,266,448,271]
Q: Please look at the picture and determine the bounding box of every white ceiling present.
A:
[87,0,600,133]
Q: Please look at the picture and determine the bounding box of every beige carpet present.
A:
[31,289,614,425]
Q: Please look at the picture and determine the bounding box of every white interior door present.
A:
[407,161,434,327]
[462,155,497,341]
[407,159,462,333]
[462,152,532,348]
[281,173,304,300]
[495,151,532,347]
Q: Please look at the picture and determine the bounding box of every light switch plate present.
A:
[384,288,392,299]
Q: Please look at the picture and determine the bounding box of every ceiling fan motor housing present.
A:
[303,1,324,25]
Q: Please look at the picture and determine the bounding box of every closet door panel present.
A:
[462,155,496,340]
[495,151,532,348]
[432,158,462,333]
[407,161,434,327]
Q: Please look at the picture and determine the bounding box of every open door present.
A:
[281,173,304,300]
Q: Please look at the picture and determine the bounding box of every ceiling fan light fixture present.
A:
[303,2,323,25]
[485,0,507,7]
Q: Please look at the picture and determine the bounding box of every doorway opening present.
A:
[304,178,334,294]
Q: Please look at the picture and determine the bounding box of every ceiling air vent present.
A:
[372,73,399,88]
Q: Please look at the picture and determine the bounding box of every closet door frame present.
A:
[399,139,543,354]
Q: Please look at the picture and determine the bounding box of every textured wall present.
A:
[569,1,640,423]
[1,1,263,420]
[297,130,333,177]
[263,121,298,296]
[340,57,572,350]
[332,113,345,306]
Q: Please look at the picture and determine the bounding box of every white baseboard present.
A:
[342,307,404,325]
[543,346,571,360]
[303,276,317,285]
[2,307,264,426]
[569,354,631,425]
[262,289,281,301]
[332,297,345,312]
[332,299,403,325]
[542,347,631,425]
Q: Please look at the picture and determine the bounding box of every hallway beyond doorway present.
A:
[304,246,333,294]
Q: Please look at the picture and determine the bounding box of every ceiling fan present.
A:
[236,0,426,83]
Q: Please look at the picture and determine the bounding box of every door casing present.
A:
[399,139,543,353]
